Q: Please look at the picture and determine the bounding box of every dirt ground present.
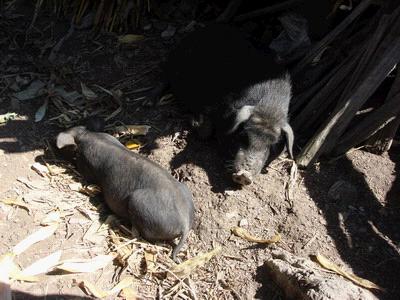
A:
[1,3,400,300]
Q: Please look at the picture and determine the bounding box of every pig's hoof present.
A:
[191,114,213,139]
[190,114,204,128]
[130,226,141,238]
[232,171,253,185]
[172,255,182,264]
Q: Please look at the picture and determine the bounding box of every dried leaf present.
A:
[0,253,15,284]
[35,98,48,122]
[108,229,134,263]
[171,247,222,277]
[40,211,61,226]
[97,215,117,233]
[81,83,98,100]
[53,86,82,103]
[20,250,62,276]
[113,125,150,136]
[12,223,59,255]
[0,254,13,300]
[10,271,39,282]
[0,254,39,282]
[108,277,134,294]
[314,254,383,290]
[0,198,31,214]
[83,221,107,244]
[158,93,174,105]
[125,140,141,150]
[161,25,176,39]
[17,177,43,190]
[144,251,157,273]
[79,280,108,298]
[105,107,122,121]
[0,112,17,124]
[56,254,114,273]
[79,277,133,298]
[120,287,138,300]
[13,80,45,101]
[31,162,49,177]
[79,184,101,196]
[231,227,281,244]
[69,182,83,192]
[93,84,113,96]
[118,34,144,43]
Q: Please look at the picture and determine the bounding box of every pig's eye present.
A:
[238,130,250,147]
[234,122,246,133]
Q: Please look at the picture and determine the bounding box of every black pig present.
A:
[154,23,294,185]
[56,125,194,261]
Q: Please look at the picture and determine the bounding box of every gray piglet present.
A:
[56,125,195,261]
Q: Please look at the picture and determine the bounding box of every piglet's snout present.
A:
[232,170,253,186]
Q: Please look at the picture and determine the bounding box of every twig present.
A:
[266,166,285,176]
[27,0,43,32]
[0,81,10,96]
[301,232,317,249]
[219,279,242,300]
[234,0,302,22]
[112,234,171,252]
[222,255,244,262]
[49,24,75,63]
[158,264,198,300]
[284,161,298,209]
[0,72,45,79]
[217,0,243,23]
[327,145,365,163]
[368,221,400,256]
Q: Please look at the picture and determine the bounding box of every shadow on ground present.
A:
[302,150,399,299]
[13,290,91,300]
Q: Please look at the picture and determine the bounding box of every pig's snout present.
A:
[232,147,267,185]
[232,170,253,185]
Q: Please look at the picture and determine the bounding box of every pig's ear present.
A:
[282,122,294,159]
[56,132,76,149]
[228,105,254,134]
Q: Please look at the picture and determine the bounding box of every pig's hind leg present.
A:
[127,189,189,262]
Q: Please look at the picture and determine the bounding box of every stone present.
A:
[264,249,378,300]
[328,180,358,201]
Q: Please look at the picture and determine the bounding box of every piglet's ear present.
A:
[282,122,294,159]
[56,132,76,149]
[228,105,254,134]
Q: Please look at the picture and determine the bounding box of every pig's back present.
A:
[78,132,177,191]
[165,23,284,112]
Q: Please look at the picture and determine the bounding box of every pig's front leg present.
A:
[190,113,214,139]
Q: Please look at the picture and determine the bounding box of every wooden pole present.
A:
[296,35,400,168]
[292,0,374,76]
[233,0,302,22]
[217,0,243,23]
[334,70,400,155]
